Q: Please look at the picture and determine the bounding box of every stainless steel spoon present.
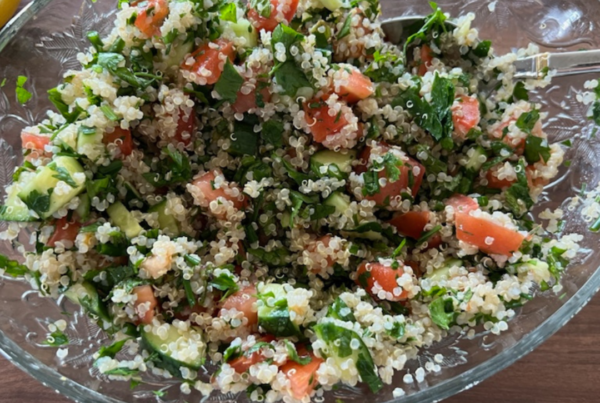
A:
[381,15,600,79]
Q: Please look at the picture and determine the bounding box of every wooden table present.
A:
[0,293,599,402]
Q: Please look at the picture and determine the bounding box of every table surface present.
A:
[0,292,598,403]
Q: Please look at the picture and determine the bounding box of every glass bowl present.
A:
[0,0,599,402]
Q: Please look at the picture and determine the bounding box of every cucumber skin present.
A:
[141,327,205,377]
[148,200,180,237]
[107,201,143,238]
[17,156,86,219]
[64,281,111,323]
[0,191,34,222]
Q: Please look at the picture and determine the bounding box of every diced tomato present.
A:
[281,347,323,400]
[355,261,408,301]
[446,194,479,214]
[21,131,50,151]
[447,194,525,256]
[364,158,425,207]
[221,285,258,327]
[232,82,271,114]
[134,0,169,37]
[103,127,133,156]
[174,109,196,146]
[228,336,275,373]
[191,170,247,216]
[47,217,81,248]
[247,0,299,32]
[389,211,430,239]
[334,67,374,103]
[174,304,207,321]
[183,39,235,85]
[303,98,350,143]
[486,167,515,189]
[427,233,442,249]
[133,285,158,324]
[418,44,433,76]
[451,95,480,139]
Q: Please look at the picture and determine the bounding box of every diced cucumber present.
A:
[465,146,486,172]
[314,320,383,393]
[148,200,180,237]
[77,126,104,154]
[0,188,34,222]
[141,325,206,377]
[123,181,143,207]
[223,18,258,48]
[107,201,143,238]
[64,281,111,322]
[17,156,86,219]
[160,39,194,70]
[325,192,383,240]
[327,297,356,322]
[257,283,301,337]
[75,193,91,222]
[310,149,356,179]
[319,0,345,11]
[425,258,463,282]
[324,191,351,215]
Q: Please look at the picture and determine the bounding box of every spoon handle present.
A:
[513,50,600,79]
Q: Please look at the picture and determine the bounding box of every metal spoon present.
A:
[381,15,600,79]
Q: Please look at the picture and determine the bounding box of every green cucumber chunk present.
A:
[257,283,301,337]
[17,156,86,219]
[223,18,258,48]
[148,200,180,237]
[107,201,143,238]
[425,258,463,282]
[75,193,91,222]
[319,0,345,11]
[324,191,351,215]
[310,149,356,179]
[141,325,206,376]
[0,188,34,222]
[314,320,383,393]
[64,281,111,322]
[465,146,486,172]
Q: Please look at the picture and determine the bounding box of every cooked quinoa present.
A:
[0,0,587,401]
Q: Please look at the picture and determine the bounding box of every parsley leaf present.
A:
[249,0,271,18]
[337,14,353,40]
[262,120,284,147]
[524,135,551,164]
[0,254,30,277]
[16,75,32,104]
[219,2,237,23]
[214,60,244,103]
[284,341,312,365]
[43,330,69,347]
[472,40,491,58]
[97,339,129,359]
[209,271,239,300]
[515,109,540,134]
[362,169,380,196]
[48,163,79,188]
[273,61,312,97]
[512,81,529,101]
[403,2,447,56]
[428,296,455,330]
[21,188,52,216]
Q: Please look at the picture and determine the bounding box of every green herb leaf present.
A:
[209,271,239,300]
[362,169,380,196]
[43,330,69,347]
[97,339,129,359]
[337,14,352,40]
[0,254,30,277]
[48,163,79,188]
[472,40,491,58]
[512,81,529,101]
[21,188,52,216]
[515,109,540,135]
[273,61,312,97]
[16,75,32,104]
[327,297,356,322]
[403,2,447,56]
[428,296,455,330]
[219,3,237,22]
[249,0,271,18]
[262,120,284,147]
[214,60,244,103]
[524,134,551,164]
[284,340,312,365]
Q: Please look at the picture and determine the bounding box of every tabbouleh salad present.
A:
[0,0,584,401]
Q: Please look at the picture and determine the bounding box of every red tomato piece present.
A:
[281,347,323,400]
[447,195,525,256]
[221,285,258,327]
[355,261,408,301]
[389,211,430,239]
[335,67,374,103]
[232,82,271,114]
[451,95,480,139]
[21,131,50,151]
[103,127,133,156]
[134,0,169,37]
[191,170,247,213]
[133,285,158,324]
[47,217,81,248]
[248,0,299,32]
[184,39,235,85]
[228,336,276,373]
[418,44,433,76]
[486,167,515,189]
[303,98,349,143]
[174,108,196,146]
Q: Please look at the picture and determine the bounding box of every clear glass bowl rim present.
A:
[0,1,599,402]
